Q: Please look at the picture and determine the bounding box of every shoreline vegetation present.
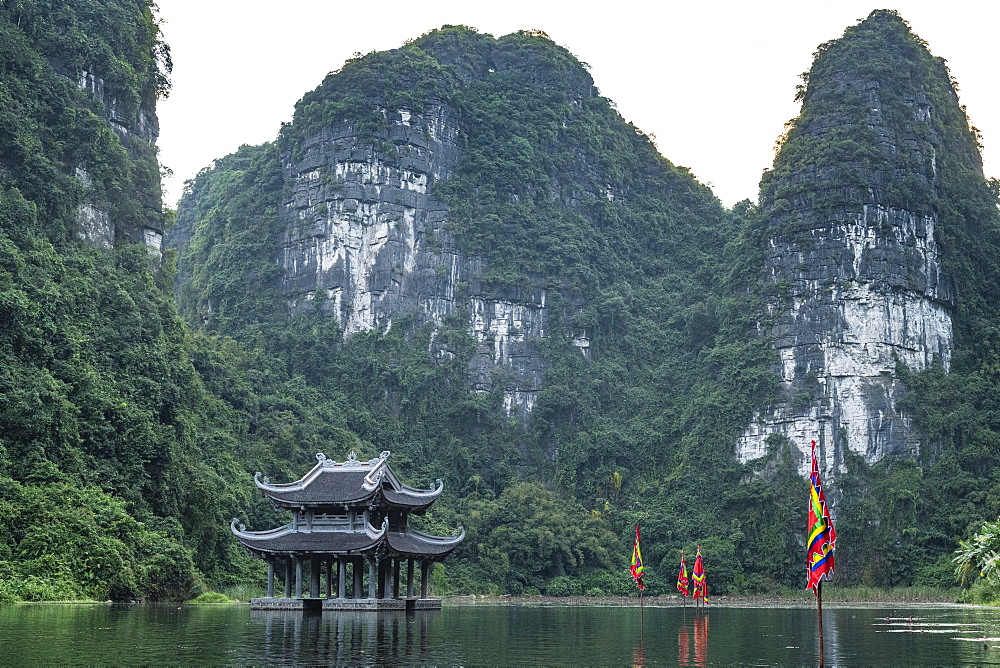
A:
[443,586,964,607]
[0,587,968,610]
[2,585,966,607]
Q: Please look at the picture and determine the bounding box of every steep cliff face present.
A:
[738,11,981,478]
[280,105,459,331]
[1,0,169,250]
[173,27,728,420]
[280,101,547,415]
[277,100,544,414]
[74,66,164,250]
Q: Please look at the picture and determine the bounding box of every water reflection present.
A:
[4,603,1000,664]
[678,622,689,664]
[631,638,645,667]
[824,606,840,666]
[249,609,437,665]
[694,612,709,664]
[674,609,709,666]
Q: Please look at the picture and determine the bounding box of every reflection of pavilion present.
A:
[232,451,463,611]
[250,609,437,663]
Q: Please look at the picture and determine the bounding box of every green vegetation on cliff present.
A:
[759,10,1000,590]
[4,5,1000,603]
[173,25,782,596]
[0,0,254,601]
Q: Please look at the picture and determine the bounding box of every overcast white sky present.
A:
[155,1,1000,209]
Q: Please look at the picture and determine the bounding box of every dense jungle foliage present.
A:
[0,0,261,602]
[3,3,1000,603]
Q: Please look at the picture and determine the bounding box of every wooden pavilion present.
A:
[232,450,463,610]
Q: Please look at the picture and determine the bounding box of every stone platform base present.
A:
[250,597,441,612]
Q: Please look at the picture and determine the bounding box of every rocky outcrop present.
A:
[739,206,953,476]
[737,11,964,479]
[279,104,547,417]
[76,68,159,145]
[72,68,163,251]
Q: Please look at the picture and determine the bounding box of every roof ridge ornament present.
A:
[363,466,385,491]
[345,450,360,466]
[316,452,336,468]
[361,450,390,466]
[363,515,390,539]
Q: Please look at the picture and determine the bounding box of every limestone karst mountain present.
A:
[4,1,1000,601]
[168,12,1000,591]
[738,10,1000,487]
[170,26,734,421]
[0,0,221,602]
[2,0,168,249]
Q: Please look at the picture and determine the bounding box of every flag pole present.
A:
[817,580,825,667]
[640,587,644,629]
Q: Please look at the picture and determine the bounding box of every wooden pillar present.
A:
[406,558,415,598]
[338,559,347,599]
[310,557,320,598]
[420,560,429,598]
[393,559,401,599]
[354,558,363,599]
[367,556,377,599]
[295,556,303,598]
[325,558,333,598]
[267,559,275,598]
[284,558,292,598]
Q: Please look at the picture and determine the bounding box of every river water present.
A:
[1,601,998,664]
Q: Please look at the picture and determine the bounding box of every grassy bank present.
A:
[444,585,962,608]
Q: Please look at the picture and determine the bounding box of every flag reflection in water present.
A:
[677,612,709,666]
[631,639,645,667]
[694,614,709,664]
[678,623,689,664]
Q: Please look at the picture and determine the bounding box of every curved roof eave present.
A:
[366,516,389,540]
[230,517,389,555]
[399,478,445,498]
[409,525,465,545]
[230,518,294,541]
[385,526,465,557]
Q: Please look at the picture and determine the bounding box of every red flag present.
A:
[677,549,690,596]
[806,440,837,593]
[630,525,645,591]
[692,543,707,602]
